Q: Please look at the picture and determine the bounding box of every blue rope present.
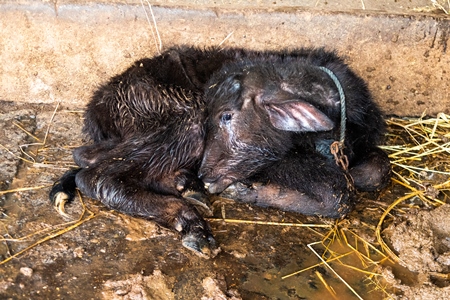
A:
[317,66,347,147]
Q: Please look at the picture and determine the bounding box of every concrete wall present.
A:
[1,1,449,115]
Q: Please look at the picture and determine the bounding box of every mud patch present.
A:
[102,270,175,300]
[383,204,450,299]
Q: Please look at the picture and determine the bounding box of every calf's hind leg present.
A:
[74,160,218,258]
[49,141,119,212]
[73,140,118,168]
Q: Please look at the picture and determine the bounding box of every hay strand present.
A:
[0,185,50,196]
[207,218,332,228]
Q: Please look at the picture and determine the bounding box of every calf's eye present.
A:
[221,113,232,124]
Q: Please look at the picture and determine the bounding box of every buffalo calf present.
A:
[50,46,391,258]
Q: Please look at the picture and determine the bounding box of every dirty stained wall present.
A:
[0,1,449,115]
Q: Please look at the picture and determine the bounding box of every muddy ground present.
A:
[0,101,449,299]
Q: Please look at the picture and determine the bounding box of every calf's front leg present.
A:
[221,153,354,219]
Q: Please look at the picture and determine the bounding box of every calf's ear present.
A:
[264,100,334,132]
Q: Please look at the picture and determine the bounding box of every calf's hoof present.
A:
[182,232,220,259]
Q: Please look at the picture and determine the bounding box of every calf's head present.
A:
[199,62,338,194]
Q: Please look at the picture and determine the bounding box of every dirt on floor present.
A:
[382,204,450,299]
[0,101,449,299]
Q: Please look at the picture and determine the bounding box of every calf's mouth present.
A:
[202,176,235,194]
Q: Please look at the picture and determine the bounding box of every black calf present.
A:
[50,46,391,257]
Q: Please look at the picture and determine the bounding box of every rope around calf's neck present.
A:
[317,66,349,172]
[317,66,347,147]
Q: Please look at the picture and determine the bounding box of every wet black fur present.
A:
[50,46,391,256]
[199,51,391,219]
